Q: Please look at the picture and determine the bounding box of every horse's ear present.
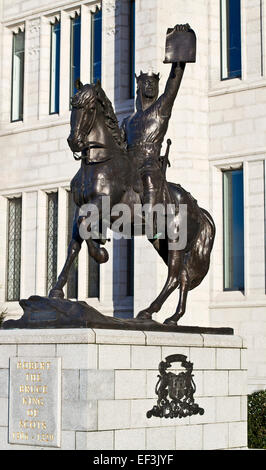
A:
[95,79,101,89]
[75,78,83,91]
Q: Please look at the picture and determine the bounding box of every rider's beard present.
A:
[136,89,158,112]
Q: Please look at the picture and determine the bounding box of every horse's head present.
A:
[68,81,98,153]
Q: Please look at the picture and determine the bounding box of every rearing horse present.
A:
[49,81,215,325]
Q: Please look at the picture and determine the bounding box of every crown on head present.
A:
[135,70,160,82]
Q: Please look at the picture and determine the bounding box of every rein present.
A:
[73,141,108,164]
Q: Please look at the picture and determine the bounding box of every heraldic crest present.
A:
[147,354,204,419]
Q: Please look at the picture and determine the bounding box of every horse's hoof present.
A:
[49,289,64,299]
[137,310,152,321]
[164,316,178,326]
[98,248,109,264]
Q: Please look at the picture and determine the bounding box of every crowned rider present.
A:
[121,28,190,235]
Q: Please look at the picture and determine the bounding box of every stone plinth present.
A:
[0,328,248,450]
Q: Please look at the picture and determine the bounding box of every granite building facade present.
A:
[0,0,265,394]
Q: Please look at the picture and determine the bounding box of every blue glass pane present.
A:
[92,9,102,83]
[130,0,135,98]
[228,0,242,78]
[50,21,60,114]
[231,170,244,289]
[223,169,244,291]
[71,16,81,97]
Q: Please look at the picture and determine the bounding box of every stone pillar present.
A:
[59,11,71,118]
[24,18,41,124]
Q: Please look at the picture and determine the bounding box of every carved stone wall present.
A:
[0,329,248,450]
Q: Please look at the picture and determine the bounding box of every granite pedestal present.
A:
[0,327,248,450]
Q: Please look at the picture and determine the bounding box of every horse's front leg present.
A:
[137,249,183,320]
[49,216,82,299]
[49,239,82,298]
[79,195,109,264]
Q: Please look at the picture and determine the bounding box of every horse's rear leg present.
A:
[164,267,190,325]
[137,250,183,320]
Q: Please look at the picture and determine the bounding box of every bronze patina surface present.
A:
[3,25,219,331]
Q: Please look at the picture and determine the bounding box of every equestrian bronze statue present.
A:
[48,24,215,326]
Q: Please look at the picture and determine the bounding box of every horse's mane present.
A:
[72,82,126,152]
[94,82,126,151]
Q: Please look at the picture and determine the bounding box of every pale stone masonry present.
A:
[0,329,247,450]
[0,0,265,397]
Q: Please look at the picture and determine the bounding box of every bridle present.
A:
[71,98,99,163]
[73,141,108,163]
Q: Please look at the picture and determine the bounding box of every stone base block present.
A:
[0,328,248,450]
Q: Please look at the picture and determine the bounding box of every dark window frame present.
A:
[70,13,81,104]
[222,167,245,292]
[91,7,102,84]
[46,192,59,295]
[11,28,25,123]
[6,197,22,301]
[49,19,61,115]
[88,255,100,299]
[126,238,134,297]
[66,190,79,300]
[129,0,136,99]
[220,0,242,81]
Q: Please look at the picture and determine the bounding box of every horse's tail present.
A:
[185,207,216,290]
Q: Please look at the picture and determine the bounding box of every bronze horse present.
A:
[49,81,215,325]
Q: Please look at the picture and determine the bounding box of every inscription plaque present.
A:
[8,357,61,447]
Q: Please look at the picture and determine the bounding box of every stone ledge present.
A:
[0,328,240,348]
[202,334,243,348]
[93,329,146,345]
[0,329,96,344]
[144,331,203,347]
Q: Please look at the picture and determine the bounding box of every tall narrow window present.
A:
[260,0,263,77]
[127,238,134,296]
[67,191,78,299]
[11,28,25,122]
[129,0,136,98]
[88,255,100,298]
[91,8,102,84]
[221,0,242,80]
[223,168,244,291]
[46,192,58,295]
[50,19,61,114]
[70,13,81,100]
[7,197,22,301]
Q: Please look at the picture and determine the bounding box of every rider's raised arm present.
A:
[157,62,186,117]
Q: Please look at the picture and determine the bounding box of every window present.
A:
[46,192,58,295]
[127,238,134,296]
[129,0,136,98]
[223,168,244,291]
[7,197,22,301]
[50,19,61,114]
[220,0,242,80]
[11,28,25,122]
[67,191,78,299]
[264,160,266,293]
[88,255,99,298]
[70,13,81,100]
[91,8,102,84]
